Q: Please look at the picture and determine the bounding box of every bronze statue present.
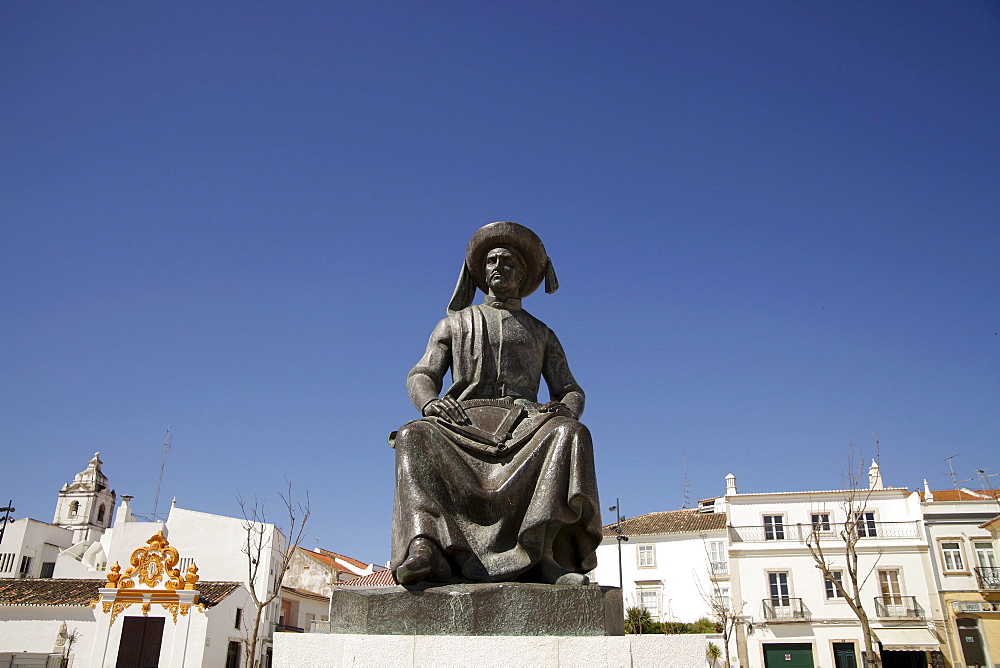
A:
[390,222,602,586]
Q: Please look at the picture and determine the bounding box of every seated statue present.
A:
[390,222,602,586]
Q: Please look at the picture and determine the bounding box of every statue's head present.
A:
[484,247,525,298]
[448,221,559,313]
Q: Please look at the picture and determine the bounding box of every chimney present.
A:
[726,473,737,496]
[923,479,934,502]
[868,460,883,490]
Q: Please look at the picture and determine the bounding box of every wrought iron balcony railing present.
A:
[975,566,1000,590]
[710,561,729,576]
[762,597,808,621]
[729,521,920,543]
[874,596,922,619]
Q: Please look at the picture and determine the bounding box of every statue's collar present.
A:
[482,296,522,311]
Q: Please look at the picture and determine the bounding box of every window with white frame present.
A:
[974,541,997,569]
[0,554,14,573]
[811,513,831,533]
[19,555,32,577]
[767,571,791,605]
[940,540,966,572]
[855,511,877,537]
[824,570,845,599]
[638,588,659,617]
[712,583,731,611]
[637,544,655,568]
[878,569,902,604]
[709,540,727,574]
[763,515,785,540]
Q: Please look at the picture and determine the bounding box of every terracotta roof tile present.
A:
[920,489,1000,502]
[0,579,240,608]
[317,549,369,570]
[337,570,396,588]
[281,586,329,601]
[603,509,727,537]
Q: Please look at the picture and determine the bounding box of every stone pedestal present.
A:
[328,583,623,636]
[273,633,715,668]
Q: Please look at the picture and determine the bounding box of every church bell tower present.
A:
[53,452,117,543]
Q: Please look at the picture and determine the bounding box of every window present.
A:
[974,542,997,569]
[824,570,845,599]
[19,555,32,577]
[811,513,831,533]
[69,501,79,517]
[768,571,790,605]
[878,569,902,604]
[941,541,965,572]
[40,562,55,579]
[763,515,785,540]
[97,504,106,523]
[639,589,659,617]
[179,556,195,574]
[637,544,655,568]
[709,540,727,575]
[855,512,877,537]
[712,583,731,611]
[0,553,14,573]
[235,607,243,629]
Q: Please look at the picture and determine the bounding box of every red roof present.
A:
[0,579,239,608]
[317,549,369,570]
[920,489,1000,502]
[337,569,396,588]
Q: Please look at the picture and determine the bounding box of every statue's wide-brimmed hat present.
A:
[447,221,559,313]
[466,221,549,298]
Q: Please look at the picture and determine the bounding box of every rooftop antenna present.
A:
[152,427,172,520]
[681,456,691,509]
[974,469,1000,510]
[944,454,972,491]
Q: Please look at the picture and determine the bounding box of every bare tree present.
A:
[694,538,745,668]
[237,482,310,668]
[805,443,884,668]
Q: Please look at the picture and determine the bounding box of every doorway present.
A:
[116,616,164,668]
[833,642,857,668]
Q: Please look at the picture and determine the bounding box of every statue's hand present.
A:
[540,401,576,419]
[423,396,471,425]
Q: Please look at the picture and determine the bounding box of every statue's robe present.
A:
[391,303,602,582]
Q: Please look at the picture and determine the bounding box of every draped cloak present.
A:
[390,303,602,582]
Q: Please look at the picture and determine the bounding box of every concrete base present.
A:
[329,583,623,636]
[273,632,714,668]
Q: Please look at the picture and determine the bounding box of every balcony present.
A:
[729,521,920,543]
[975,566,1000,590]
[762,598,808,621]
[275,623,304,633]
[874,596,923,620]
[710,561,729,577]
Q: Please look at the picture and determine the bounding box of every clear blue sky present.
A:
[2,2,997,565]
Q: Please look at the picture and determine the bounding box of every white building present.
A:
[0,518,72,581]
[592,507,728,624]
[0,453,292,667]
[724,465,939,668]
[919,485,1000,668]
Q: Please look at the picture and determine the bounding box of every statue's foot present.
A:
[554,571,590,585]
[394,538,451,585]
[532,558,590,586]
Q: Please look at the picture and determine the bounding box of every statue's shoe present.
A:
[394,538,451,585]
[532,558,590,586]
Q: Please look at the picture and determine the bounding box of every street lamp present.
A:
[0,501,15,547]
[608,499,628,590]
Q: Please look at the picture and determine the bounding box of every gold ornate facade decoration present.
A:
[97,531,201,625]
[120,531,184,590]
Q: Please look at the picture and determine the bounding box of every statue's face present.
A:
[485,247,523,297]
